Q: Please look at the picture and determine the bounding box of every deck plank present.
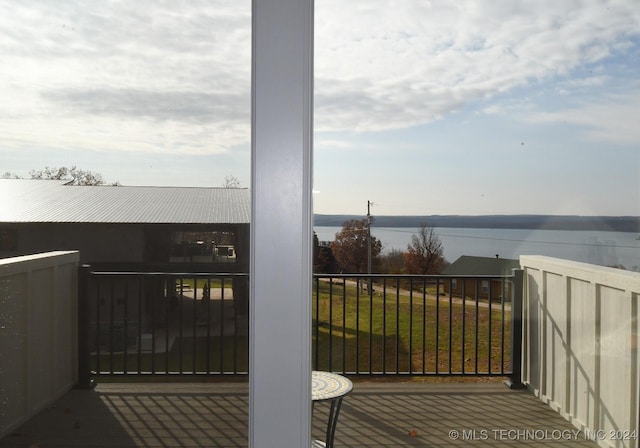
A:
[1,382,599,447]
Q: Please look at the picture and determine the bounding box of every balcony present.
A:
[1,252,638,447]
[0,382,601,447]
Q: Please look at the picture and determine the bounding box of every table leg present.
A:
[325,397,344,448]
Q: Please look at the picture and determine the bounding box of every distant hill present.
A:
[314,214,640,233]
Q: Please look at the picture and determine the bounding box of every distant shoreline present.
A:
[314,214,640,233]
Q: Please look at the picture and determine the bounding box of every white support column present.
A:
[250,0,314,447]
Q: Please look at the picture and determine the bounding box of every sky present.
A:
[0,1,639,217]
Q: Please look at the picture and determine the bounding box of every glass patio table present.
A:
[312,371,353,448]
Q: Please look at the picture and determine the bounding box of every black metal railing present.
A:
[312,272,522,382]
[79,267,250,379]
[78,268,523,385]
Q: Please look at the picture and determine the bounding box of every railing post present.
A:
[76,264,96,389]
[505,268,525,389]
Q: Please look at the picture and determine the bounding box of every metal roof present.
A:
[0,179,250,224]
[443,255,520,276]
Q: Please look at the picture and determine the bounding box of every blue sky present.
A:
[1,1,638,216]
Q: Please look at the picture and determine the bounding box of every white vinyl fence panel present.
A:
[522,255,640,448]
[0,251,79,438]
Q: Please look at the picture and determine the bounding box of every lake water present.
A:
[314,226,640,271]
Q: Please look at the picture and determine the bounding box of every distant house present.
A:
[442,255,520,301]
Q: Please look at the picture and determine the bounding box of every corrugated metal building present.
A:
[0,179,250,271]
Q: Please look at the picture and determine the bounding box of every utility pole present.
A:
[367,200,372,293]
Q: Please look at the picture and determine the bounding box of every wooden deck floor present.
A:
[1,381,600,447]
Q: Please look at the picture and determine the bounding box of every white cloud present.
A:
[526,89,640,147]
[314,139,358,151]
[0,0,638,157]
[315,0,640,135]
[0,1,251,155]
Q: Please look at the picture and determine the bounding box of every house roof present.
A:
[0,179,250,224]
[443,255,520,276]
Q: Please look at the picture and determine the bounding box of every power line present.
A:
[375,227,640,250]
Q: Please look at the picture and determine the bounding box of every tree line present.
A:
[2,167,243,188]
[2,166,114,186]
[314,219,449,275]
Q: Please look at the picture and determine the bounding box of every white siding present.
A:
[0,251,79,438]
[522,255,640,448]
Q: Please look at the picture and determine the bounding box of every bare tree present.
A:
[223,175,241,188]
[404,223,446,274]
[29,166,105,186]
[1,172,20,179]
[379,248,406,274]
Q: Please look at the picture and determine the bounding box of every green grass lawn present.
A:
[312,279,511,375]
[92,335,249,376]
[92,279,511,378]
[177,277,228,290]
